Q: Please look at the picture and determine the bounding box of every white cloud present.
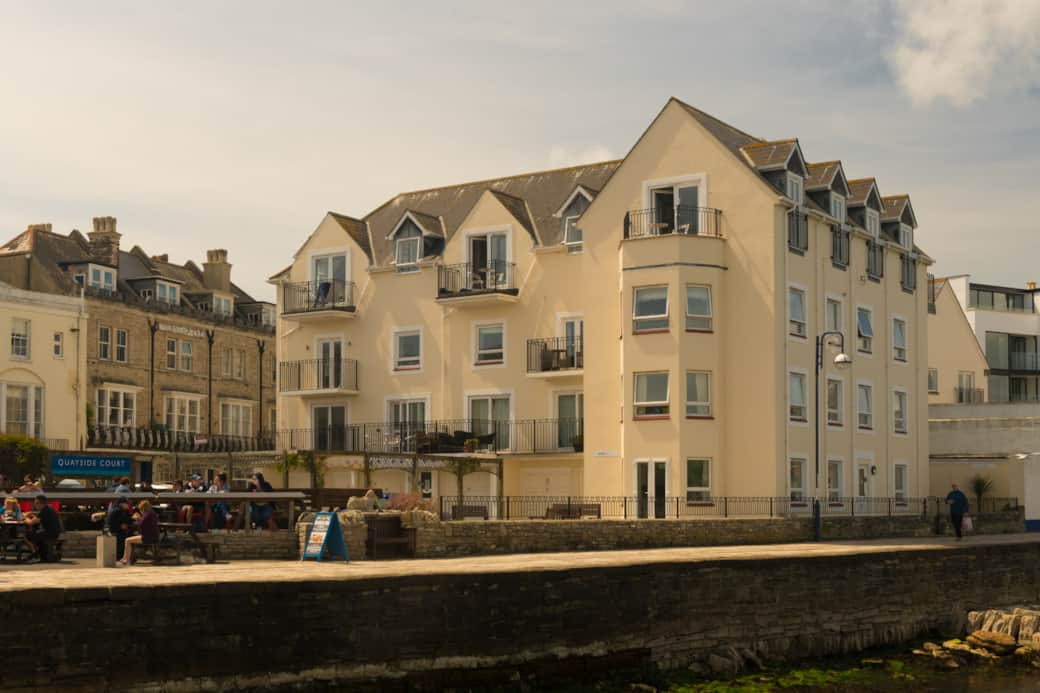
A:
[546,144,615,168]
[888,0,1040,107]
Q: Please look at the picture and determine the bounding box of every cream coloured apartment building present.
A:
[272,98,931,510]
[0,281,87,452]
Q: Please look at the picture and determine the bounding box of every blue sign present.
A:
[301,512,348,562]
[50,454,132,477]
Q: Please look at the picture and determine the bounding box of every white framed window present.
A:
[865,209,880,237]
[826,298,842,333]
[220,401,253,437]
[789,457,806,501]
[395,229,421,272]
[786,173,804,206]
[98,326,112,361]
[165,338,177,369]
[892,318,907,362]
[556,392,583,448]
[894,463,909,501]
[180,341,193,372]
[394,330,422,371]
[475,323,504,365]
[10,319,30,359]
[788,287,806,338]
[633,286,669,332]
[686,458,711,502]
[213,295,233,318]
[164,395,200,434]
[563,216,582,253]
[311,403,347,451]
[789,371,807,422]
[827,459,843,501]
[685,371,712,417]
[857,383,873,430]
[388,398,427,427]
[928,368,939,394]
[468,394,511,449]
[52,332,63,359]
[114,329,128,363]
[140,288,154,301]
[899,224,912,250]
[233,350,245,380]
[685,285,713,331]
[96,387,136,428]
[857,307,873,353]
[89,265,115,292]
[826,377,843,427]
[894,389,908,434]
[221,348,232,378]
[1,383,43,438]
[634,371,670,418]
[312,253,349,296]
[156,281,179,305]
[830,194,846,224]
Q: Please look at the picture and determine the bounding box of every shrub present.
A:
[385,493,434,513]
[0,435,49,484]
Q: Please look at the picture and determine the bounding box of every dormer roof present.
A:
[882,195,918,228]
[806,161,851,196]
[847,178,883,210]
[740,139,807,174]
[553,185,596,217]
[328,212,372,263]
[388,210,443,239]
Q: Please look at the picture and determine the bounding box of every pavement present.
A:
[0,533,1037,593]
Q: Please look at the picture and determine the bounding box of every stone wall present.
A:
[61,530,297,561]
[6,539,1040,691]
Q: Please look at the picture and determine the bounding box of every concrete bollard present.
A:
[96,534,117,568]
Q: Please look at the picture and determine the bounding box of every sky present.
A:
[1,0,1038,300]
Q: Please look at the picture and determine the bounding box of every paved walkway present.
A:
[0,533,1037,593]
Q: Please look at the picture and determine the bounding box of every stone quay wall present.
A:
[297,509,1024,560]
[5,540,1040,691]
[61,530,297,561]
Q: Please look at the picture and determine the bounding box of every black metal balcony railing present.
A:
[279,418,584,455]
[901,255,917,292]
[526,337,583,374]
[867,240,884,279]
[1009,352,1040,372]
[437,262,517,296]
[623,205,722,240]
[282,279,356,314]
[279,358,359,393]
[86,426,275,452]
[831,224,850,266]
[787,211,808,252]
[955,387,984,404]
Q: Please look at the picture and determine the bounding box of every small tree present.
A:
[275,450,326,488]
[970,474,994,512]
[0,435,49,485]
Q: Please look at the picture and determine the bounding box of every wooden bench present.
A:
[451,505,490,521]
[136,539,181,565]
[544,503,601,520]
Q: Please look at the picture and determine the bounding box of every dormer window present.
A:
[865,209,880,237]
[557,188,591,254]
[213,295,233,318]
[830,194,846,224]
[156,281,179,305]
[394,223,422,273]
[899,223,912,250]
[786,173,804,206]
[89,265,115,292]
[563,217,582,253]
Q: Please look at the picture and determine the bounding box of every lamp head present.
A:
[833,352,852,368]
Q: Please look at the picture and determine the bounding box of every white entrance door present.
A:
[855,463,873,514]
[316,338,342,389]
[635,460,668,519]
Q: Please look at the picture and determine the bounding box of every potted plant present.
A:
[571,434,584,453]
[463,438,480,453]
[970,473,994,513]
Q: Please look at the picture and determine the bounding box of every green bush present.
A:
[0,435,49,484]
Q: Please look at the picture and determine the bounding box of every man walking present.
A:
[946,482,970,539]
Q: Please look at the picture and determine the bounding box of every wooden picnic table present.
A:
[158,522,219,564]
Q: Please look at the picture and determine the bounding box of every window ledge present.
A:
[787,246,806,256]
[685,329,714,334]
[633,415,670,421]
[789,417,808,423]
[858,426,874,431]
[474,361,503,366]
[685,415,714,420]
[394,366,421,372]
[831,261,848,271]
[633,329,670,335]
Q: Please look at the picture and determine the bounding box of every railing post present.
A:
[623,496,627,519]
[724,497,728,518]
[567,496,572,518]
[888,498,892,517]
[506,496,510,521]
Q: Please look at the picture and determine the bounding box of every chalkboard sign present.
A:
[301,512,348,562]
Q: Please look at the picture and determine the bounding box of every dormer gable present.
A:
[847,178,883,237]
[387,210,443,240]
[881,195,917,228]
[554,185,596,218]
[742,139,808,204]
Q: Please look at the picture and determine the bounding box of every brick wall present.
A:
[6,538,1040,691]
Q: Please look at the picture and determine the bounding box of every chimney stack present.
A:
[202,249,232,293]
[1029,282,1037,291]
[27,223,52,234]
[88,216,121,267]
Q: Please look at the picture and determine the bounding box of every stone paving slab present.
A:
[0,533,1037,594]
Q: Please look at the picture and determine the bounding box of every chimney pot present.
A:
[202,248,232,293]
[1029,282,1037,290]
[27,223,52,234]
[151,254,169,263]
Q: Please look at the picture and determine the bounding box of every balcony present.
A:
[623,205,722,240]
[436,262,518,305]
[279,358,360,396]
[526,337,583,378]
[86,426,275,453]
[954,387,984,404]
[1009,352,1040,372]
[279,418,584,455]
[281,279,356,320]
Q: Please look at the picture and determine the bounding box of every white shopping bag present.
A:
[961,515,973,533]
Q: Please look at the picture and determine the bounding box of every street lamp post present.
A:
[814,330,852,541]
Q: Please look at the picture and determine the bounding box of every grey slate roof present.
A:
[328,212,372,263]
[847,178,879,207]
[359,160,620,266]
[740,140,799,170]
[806,161,841,190]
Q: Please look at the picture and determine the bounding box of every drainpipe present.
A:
[206,330,215,436]
[148,320,159,424]
[257,339,266,438]
[72,290,85,450]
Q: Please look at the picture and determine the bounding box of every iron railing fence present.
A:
[437,261,517,295]
[86,426,275,453]
[526,336,583,373]
[623,205,722,240]
[1010,352,1040,372]
[279,358,359,393]
[279,418,584,455]
[437,495,1018,521]
[281,279,356,314]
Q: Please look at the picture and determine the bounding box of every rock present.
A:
[943,640,973,654]
[940,657,961,669]
[922,642,942,653]
[708,653,736,675]
[1014,646,1034,657]
[860,658,884,667]
[686,661,707,676]
[738,647,764,670]
[912,649,930,657]
[627,685,656,693]
[968,647,999,660]
[966,630,1017,655]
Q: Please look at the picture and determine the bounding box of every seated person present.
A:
[117,500,159,566]
[3,496,23,521]
[17,475,40,493]
[23,495,62,563]
[106,497,134,558]
[249,472,276,530]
